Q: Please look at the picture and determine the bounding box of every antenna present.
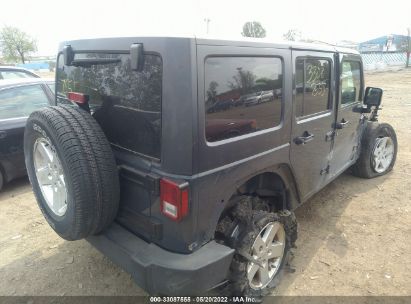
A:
[204,18,211,35]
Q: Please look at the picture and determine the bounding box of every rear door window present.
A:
[56,53,162,159]
[204,57,283,142]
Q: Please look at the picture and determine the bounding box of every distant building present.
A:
[359,34,409,53]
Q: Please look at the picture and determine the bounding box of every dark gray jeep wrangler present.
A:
[24,37,397,298]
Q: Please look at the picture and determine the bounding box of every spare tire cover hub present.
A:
[33,137,67,216]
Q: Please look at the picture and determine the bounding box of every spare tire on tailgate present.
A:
[24,105,120,240]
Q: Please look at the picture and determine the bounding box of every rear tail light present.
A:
[160,179,189,221]
[67,92,89,104]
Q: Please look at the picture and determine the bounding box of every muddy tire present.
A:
[352,122,397,178]
[24,105,120,240]
[216,197,297,298]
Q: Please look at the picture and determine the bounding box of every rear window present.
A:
[56,53,162,159]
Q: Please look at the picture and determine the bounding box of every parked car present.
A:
[244,90,274,106]
[0,78,54,191]
[207,99,233,113]
[23,38,397,299]
[0,66,40,80]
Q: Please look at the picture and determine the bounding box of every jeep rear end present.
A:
[55,37,234,294]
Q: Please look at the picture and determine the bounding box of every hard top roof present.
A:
[196,36,360,54]
[59,35,359,55]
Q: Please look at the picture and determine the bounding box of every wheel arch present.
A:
[209,163,301,239]
[235,166,300,210]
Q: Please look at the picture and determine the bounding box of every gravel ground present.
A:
[0,69,410,297]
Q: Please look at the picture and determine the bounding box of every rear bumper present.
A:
[87,223,234,295]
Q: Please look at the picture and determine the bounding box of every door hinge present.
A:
[320,165,330,175]
[325,131,335,142]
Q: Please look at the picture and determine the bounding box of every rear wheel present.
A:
[24,105,120,240]
[243,214,286,290]
[216,196,297,298]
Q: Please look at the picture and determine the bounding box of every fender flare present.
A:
[204,163,301,242]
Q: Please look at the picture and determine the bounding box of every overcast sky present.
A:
[1,0,410,56]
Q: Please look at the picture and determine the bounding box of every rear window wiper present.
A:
[71,58,121,67]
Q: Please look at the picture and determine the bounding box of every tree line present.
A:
[0,26,37,64]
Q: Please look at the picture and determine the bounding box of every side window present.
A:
[1,71,32,79]
[295,58,331,117]
[341,61,361,105]
[47,83,55,95]
[205,57,283,142]
[0,85,49,120]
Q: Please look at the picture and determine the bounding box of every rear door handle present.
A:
[294,131,315,145]
[335,119,349,129]
[0,131,7,139]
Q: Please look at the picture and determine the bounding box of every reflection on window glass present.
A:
[0,85,49,119]
[56,53,162,159]
[295,58,330,117]
[205,57,282,142]
[341,61,361,104]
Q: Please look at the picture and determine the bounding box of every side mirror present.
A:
[364,87,383,108]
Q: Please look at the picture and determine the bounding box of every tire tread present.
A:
[24,105,119,240]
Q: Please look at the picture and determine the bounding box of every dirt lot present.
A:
[0,69,410,297]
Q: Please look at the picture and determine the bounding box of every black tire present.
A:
[216,197,297,298]
[24,105,120,240]
[352,122,397,178]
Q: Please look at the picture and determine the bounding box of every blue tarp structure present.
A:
[16,62,49,70]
